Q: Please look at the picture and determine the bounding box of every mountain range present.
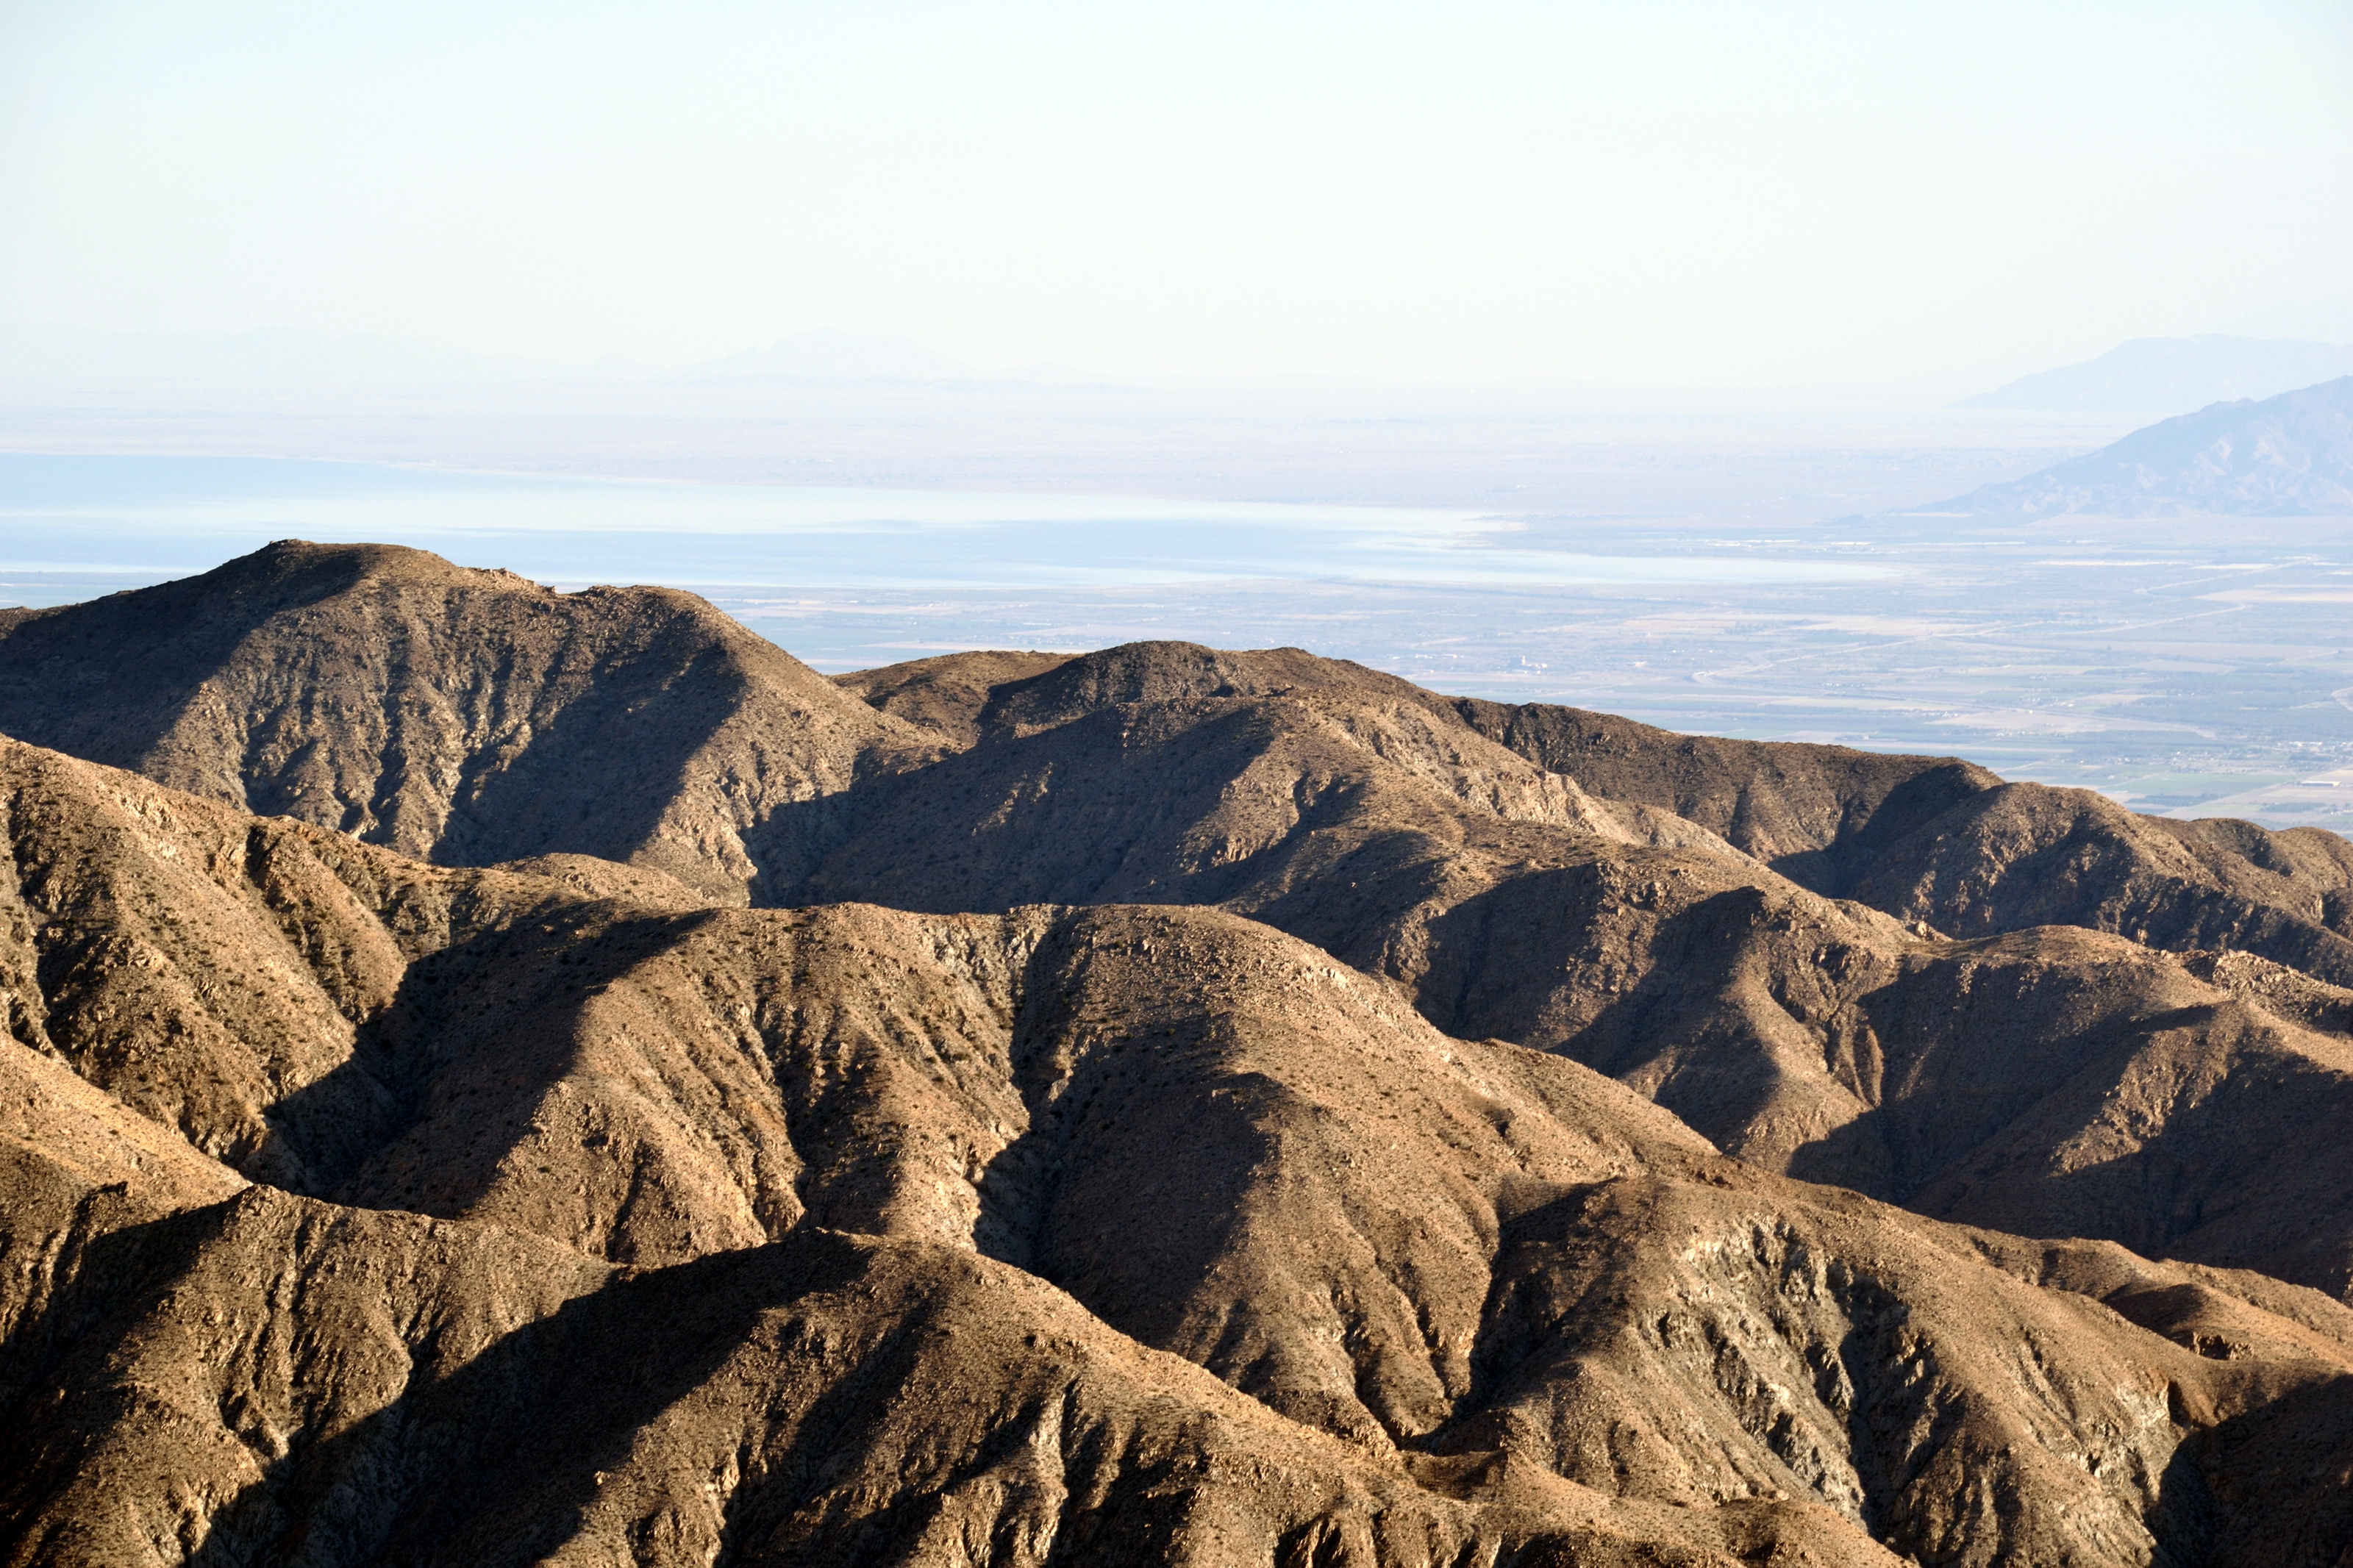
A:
[1922,374,2353,517]
[0,326,985,386]
[688,330,979,382]
[4,543,2353,1564]
[1962,335,2353,413]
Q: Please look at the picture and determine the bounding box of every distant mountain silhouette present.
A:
[1924,376,2353,516]
[688,328,975,380]
[2216,298,2353,343]
[0,323,560,384]
[1961,334,2353,412]
[0,323,986,385]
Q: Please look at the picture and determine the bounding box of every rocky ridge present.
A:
[804,642,2353,1297]
[5,545,2353,1563]
[0,540,938,903]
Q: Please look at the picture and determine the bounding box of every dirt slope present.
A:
[1850,781,2353,984]
[800,645,2353,1296]
[1,1160,1900,1568]
[10,565,2353,1561]
[14,610,2353,1300]
[836,643,2353,973]
[1436,695,2002,894]
[0,733,651,1187]
[21,651,2326,1311]
[7,738,2353,1563]
[0,540,938,901]
[835,648,1075,748]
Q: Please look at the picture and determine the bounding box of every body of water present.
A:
[6,451,2348,833]
[0,453,1887,602]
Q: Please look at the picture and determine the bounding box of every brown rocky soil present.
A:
[5,545,2353,1563]
[0,540,939,903]
[802,642,2353,1295]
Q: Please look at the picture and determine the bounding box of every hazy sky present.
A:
[2,1,2348,384]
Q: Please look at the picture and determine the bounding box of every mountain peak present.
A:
[9,553,2353,1563]
[1961,334,2353,412]
[0,551,932,901]
[687,328,974,381]
[1923,374,2353,516]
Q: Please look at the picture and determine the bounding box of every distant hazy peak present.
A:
[1961,334,2353,413]
[685,328,974,381]
[0,323,561,385]
[1921,375,2353,518]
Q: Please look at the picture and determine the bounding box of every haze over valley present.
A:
[5,4,2352,1563]
[7,369,2349,834]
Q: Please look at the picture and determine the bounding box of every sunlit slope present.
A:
[7,738,2353,1563]
[0,540,941,902]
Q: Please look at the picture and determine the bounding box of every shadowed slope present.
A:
[0,734,616,1186]
[1851,782,2353,985]
[1435,696,1996,894]
[807,645,2353,1303]
[6,898,2347,1566]
[796,683,1724,914]
[0,1153,1902,1568]
[835,648,1074,748]
[0,540,939,901]
[838,645,2353,981]
[114,694,2353,1309]
[10,569,2353,1559]
[0,755,1899,1565]
[8,744,2353,1561]
[18,623,2353,1305]
[839,645,2000,896]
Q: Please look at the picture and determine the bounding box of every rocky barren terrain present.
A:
[4,542,2353,1566]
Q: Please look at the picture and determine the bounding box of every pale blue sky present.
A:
[1,1,2347,383]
